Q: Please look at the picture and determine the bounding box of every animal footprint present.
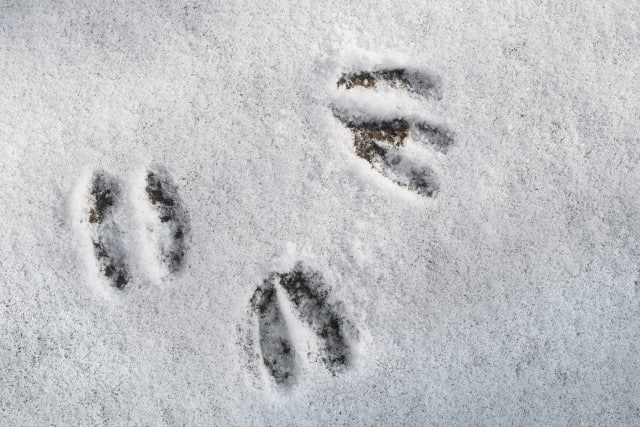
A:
[333,64,454,196]
[143,166,189,275]
[278,268,352,370]
[337,68,442,100]
[86,172,130,289]
[76,166,188,290]
[247,263,356,386]
[250,283,296,384]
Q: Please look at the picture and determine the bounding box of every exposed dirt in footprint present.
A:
[87,172,129,289]
[248,263,355,386]
[145,167,188,273]
[250,279,296,385]
[333,114,442,197]
[337,68,442,99]
[89,175,116,224]
[278,265,352,371]
[333,64,454,197]
[345,119,411,160]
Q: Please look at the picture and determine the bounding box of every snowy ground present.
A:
[1,1,640,425]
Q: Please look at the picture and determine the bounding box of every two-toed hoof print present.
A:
[81,167,188,290]
[333,65,455,197]
[249,263,356,387]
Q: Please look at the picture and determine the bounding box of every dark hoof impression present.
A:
[250,284,296,385]
[145,167,188,274]
[337,68,442,100]
[334,115,453,197]
[250,263,354,386]
[334,65,454,197]
[87,172,129,289]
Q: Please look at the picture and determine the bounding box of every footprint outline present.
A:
[333,62,455,196]
[247,262,357,387]
[77,165,188,291]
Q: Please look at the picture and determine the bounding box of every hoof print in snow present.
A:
[412,121,455,153]
[78,166,188,290]
[337,68,442,100]
[250,282,296,385]
[249,263,354,386]
[278,267,352,371]
[87,172,129,289]
[144,167,189,274]
[334,64,454,197]
[334,114,453,197]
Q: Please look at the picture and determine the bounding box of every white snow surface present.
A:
[2,1,640,425]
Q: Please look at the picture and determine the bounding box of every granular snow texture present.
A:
[1,1,640,425]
